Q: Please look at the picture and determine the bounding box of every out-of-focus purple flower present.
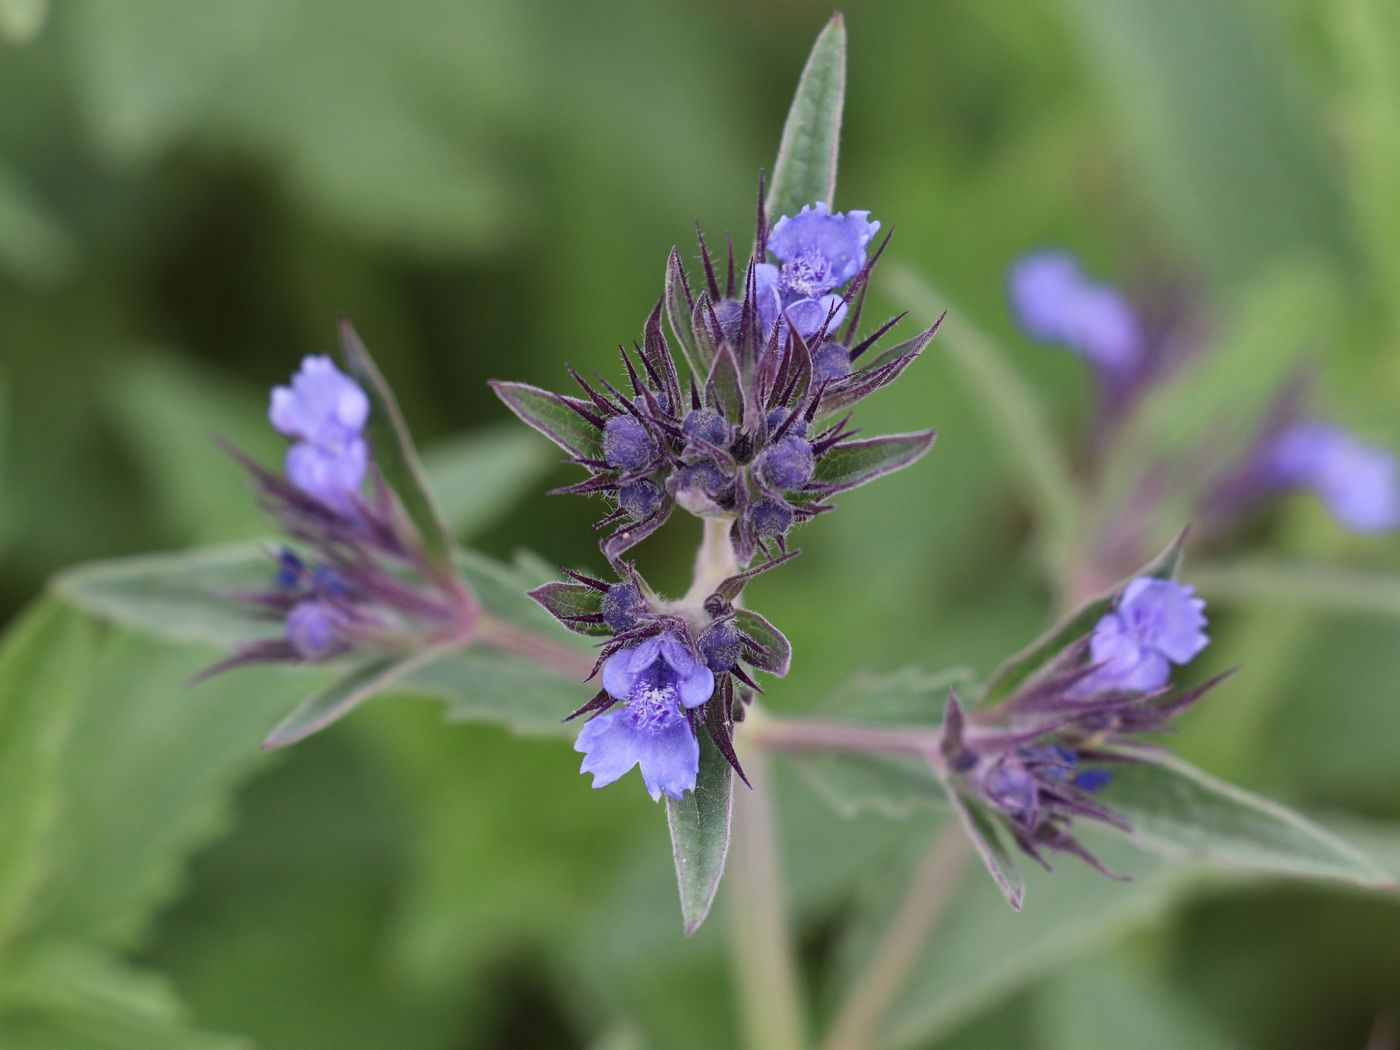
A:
[756,202,879,346]
[284,439,368,514]
[270,356,370,512]
[285,600,344,660]
[575,632,716,800]
[1007,251,1142,375]
[1082,577,1208,694]
[1266,421,1400,534]
[270,355,370,448]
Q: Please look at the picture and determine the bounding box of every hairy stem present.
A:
[682,517,742,607]
[728,741,808,1050]
[473,614,594,679]
[821,824,971,1050]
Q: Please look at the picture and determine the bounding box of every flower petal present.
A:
[601,647,639,700]
[574,708,643,789]
[677,662,715,709]
[636,714,700,801]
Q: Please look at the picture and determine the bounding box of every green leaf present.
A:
[418,424,554,540]
[338,319,454,572]
[886,267,1081,560]
[1189,558,1400,621]
[939,771,1025,911]
[1098,752,1392,887]
[733,608,792,677]
[53,543,278,648]
[766,13,846,222]
[0,0,48,45]
[664,248,705,379]
[260,648,450,751]
[21,635,322,951]
[489,380,604,460]
[809,431,936,497]
[0,941,248,1050]
[527,580,611,637]
[407,648,583,735]
[0,601,93,953]
[666,735,734,935]
[978,530,1185,707]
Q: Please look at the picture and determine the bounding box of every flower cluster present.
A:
[495,184,937,567]
[531,555,794,797]
[497,183,937,799]
[1008,249,1400,541]
[207,328,477,678]
[941,571,1226,876]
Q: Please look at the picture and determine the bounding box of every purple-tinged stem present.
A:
[750,716,940,757]
[474,615,594,680]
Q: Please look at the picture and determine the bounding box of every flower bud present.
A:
[603,416,655,470]
[679,459,730,495]
[765,407,810,439]
[683,408,730,448]
[699,621,742,672]
[601,582,646,632]
[811,341,852,383]
[619,480,663,520]
[757,436,815,491]
[748,497,793,536]
[285,600,342,660]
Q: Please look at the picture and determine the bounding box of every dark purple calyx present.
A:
[603,416,655,470]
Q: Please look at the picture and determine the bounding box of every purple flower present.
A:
[284,439,368,514]
[1083,577,1208,694]
[269,356,370,512]
[756,202,879,346]
[1007,251,1141,375]
[575,632,716,800]
[1266,422,1400,534]
[270,355,370,448]
[285,600,344,660]
[768,202,880,296]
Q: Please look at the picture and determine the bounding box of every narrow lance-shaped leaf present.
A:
[665,247,706,378]
[939,777,1026,912]
[339,318,455,572]
[766,13,847,223]
[978,530,1187,707]
[527,580,611,637]
[260,646,452,750]
[666,733,734,934]
[1097,750,1392,888]
[489,380,605,461]
[809,431,936,496]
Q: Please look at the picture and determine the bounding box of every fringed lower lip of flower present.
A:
[530,552,798,799]
[491,177,938,568]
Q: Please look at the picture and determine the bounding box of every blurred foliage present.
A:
[2,0,1400,1047]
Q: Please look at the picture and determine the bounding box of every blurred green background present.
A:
[2,0,1400,1047]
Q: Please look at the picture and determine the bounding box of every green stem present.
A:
[728,741,808,1050]
[820,824,971,1050]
